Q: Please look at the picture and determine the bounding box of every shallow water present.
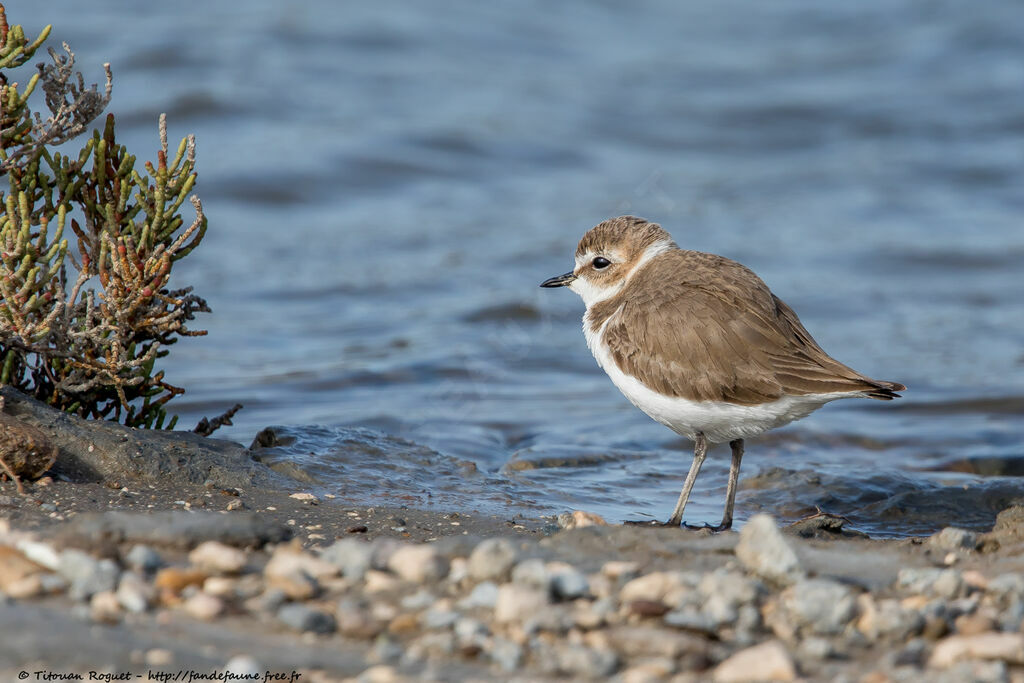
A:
[36,0,1024,536]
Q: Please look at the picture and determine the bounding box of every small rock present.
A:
[154,567,208,594]
[458,581,499,610]
[355,665,402,683]
[857,595,924,642]
[929,527,979,553]
[388,612,420,636]
[0,544,49,594]
[189,541,248,575]
[511,558,550,590]
[336,600,383,639]
[488,637,523,672]
[5,574,45,599]
[184,592,225,621]
[320,538,373,580]
[58,549,120,601]
[387,544,449,583]
[16,539,61,570]
[116,572,155,613]
[602,561,640,581]
[929,631,1024,668]
[125,544,163,573]
[554,643,618,678]
[289,492,318,503]
[713,640,796,683]
[629,600,671,618]
[897,568,965,599]
[265,545,338,581]
[494,584,549,623]
[90,589,122,623]
[467,538,518,583]
[620,571,693,606]
[422,604,459,630]
[224,656,262,677]
[202,576,238,598]
[400,588,436,611]
[277,603,336,634]
[144,648,174,666]
[549,563,589,601]
[557,510,608,529]
[734,515,803,586]
[607,625,710,660]
[364,570,402,594]
[776,578,858,636]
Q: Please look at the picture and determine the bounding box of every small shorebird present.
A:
[541,216,905,530]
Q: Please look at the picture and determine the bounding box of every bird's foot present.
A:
[680,520,732,533]
[623,519,662,526]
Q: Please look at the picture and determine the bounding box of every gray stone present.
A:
[779,578,858,636]
[277,603,336,634]
[421,605,459,630]
[467,538,518,583]
[511,558,550,590]
[554,643,619,678]
[494,584,549,623]
[928,527,979,552]
[897,568,965,599]
[458,581,499,610]
[735,515,803,586]
[987,573,1024,600]
[399,589,436,611]
[319,538,373,580]
[550,566,589,601]
[125,545,163,573]
[58,549,121,602]
[116,571,154,613]
[488,637,523,672]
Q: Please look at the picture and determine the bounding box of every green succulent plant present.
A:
[0,4,210,429]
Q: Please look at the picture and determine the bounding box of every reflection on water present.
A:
[39,0,1024,536]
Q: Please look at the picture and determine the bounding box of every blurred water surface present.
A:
[35,0,1024,535]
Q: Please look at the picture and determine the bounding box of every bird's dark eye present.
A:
[592,257,611,269]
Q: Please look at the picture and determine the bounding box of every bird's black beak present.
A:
[540,271,576,288]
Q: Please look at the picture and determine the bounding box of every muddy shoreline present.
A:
[3,388,1024,682]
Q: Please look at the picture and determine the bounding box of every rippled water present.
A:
[37,0,1024,535]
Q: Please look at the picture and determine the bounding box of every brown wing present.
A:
[597,251,905,405]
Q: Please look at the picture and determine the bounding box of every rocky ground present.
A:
[3,388,1024,682]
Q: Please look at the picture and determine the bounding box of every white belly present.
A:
[584,318,858,444]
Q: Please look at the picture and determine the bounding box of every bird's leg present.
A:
[701,438,744,532]
[664,432,707,527]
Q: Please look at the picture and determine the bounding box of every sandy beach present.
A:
[3,388,1024,682]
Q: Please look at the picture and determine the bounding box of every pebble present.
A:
[265,545,338,581]
[776,578,858,636]
[713,639,796,682]
[125,544,163,573]
[494,584,549,623]
[929,631,1024,668]
[553,642,619,678]
[154,567,208,594]
[277,603,337,634]
[387,544,449,583]
[458,581,499,610]
[58,549,121,601]
[620,571,692,606]
[467,538,518,582]
[188,541,247,574]
[489,637,524,671]
[556,510,609,529]
[928,527,979,552]
[549,563,589,601]
[896,568,965,599]
[90,589,122,623]
[320,538,373,580]
[223,656,262,677]
[117,571,155,613]
[183,592,225,621]
[510,557,550,590]
[734,515,803,586]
